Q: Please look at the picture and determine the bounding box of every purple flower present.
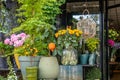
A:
[4,38,10,45]
[108,39,115,47]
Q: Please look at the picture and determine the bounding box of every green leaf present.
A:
[52,49,57,56]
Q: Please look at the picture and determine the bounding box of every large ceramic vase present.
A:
[39,56,59,79]
[19,56,40,80]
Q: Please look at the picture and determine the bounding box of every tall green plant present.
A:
[11,0,65,55]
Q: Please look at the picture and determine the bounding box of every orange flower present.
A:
[48,42,56,52]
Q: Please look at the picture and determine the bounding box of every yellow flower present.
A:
[30,49,33,51]
[69,30,74,34]
[76,33,79,36]
[55,33,59,38]
[27,44,29,47]
[25,52,29,55]
[79,31,83,34]
[32,53,37,56]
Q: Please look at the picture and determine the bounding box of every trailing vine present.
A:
[7,56,17,80]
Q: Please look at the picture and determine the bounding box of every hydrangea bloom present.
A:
[4,33,29,47]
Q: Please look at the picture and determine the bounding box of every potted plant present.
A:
[79,39,89,64]
[11,35,40,80]
[108,29,119,62]
[10,0,65,79]
[3,32,40,80]
[39,42,60,79]
[86,67,101,80]
[54,27,83,65]
[85,37,99,65]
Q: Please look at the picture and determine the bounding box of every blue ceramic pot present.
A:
[80,53,89,65]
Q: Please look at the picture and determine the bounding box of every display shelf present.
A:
[57,64,97,80]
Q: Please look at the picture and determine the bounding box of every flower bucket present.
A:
[80,53,89,64]
[19,56,40,80]
[39,56,59,79]
[26,66,38,80]
[89,53,96,65]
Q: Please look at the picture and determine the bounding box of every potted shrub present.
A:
[10,0,65,79]
[85,37,99,65]
[3,32,40,80]
[11,34,40,80]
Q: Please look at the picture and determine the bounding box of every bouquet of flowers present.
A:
[53,27,82,56]
[108,29,119,61]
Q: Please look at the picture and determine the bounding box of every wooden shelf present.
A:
[109,62,119,65]
[113,70,120,73]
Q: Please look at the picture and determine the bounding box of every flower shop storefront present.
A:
[0,0,120,80]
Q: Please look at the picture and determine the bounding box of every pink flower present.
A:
[14,40,24,47]
[19,33,27,37]
[11,34,20,42]
[9,41,13,45]
[4,32,29,47]
[108,39,115,47]
[4,38,10,44]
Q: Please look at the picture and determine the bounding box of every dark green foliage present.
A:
[0,42,14,56]
[86,67,101,80]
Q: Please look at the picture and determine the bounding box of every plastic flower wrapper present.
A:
[108,39,118,58]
